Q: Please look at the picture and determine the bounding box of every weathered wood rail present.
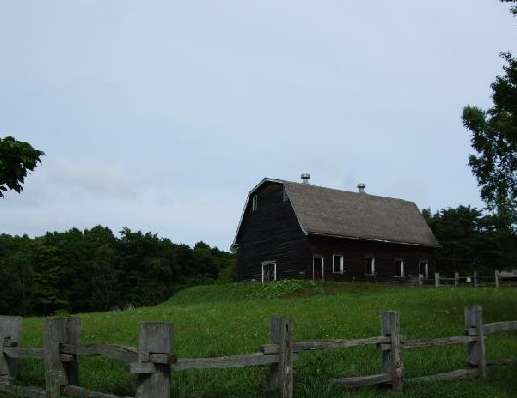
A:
[1,306,516,397]
[0,316,291,398]
[432,270,516,288]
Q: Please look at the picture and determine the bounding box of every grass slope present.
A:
[12,281,517,397]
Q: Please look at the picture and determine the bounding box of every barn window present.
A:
[261,261,276,283]
[419,259,429,278]
[395,259,405,277]
[252,195,258,212]
[365,257,375,275]
[332,254,344,274]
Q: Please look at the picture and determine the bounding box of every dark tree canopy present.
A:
[423,206,517,274]
[0,226,235,316]
[0,136,44,197]
[462,52,517,228]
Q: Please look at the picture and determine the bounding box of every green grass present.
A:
[11,281,517,397]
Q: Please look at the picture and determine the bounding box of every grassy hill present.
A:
[13,281,517,397]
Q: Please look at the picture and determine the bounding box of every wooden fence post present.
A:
[434,273,440,288]
[465,306,486,378]
[381,311,403,391]
[454,272,459,287]
[473,272,479,288]
[495,270,500,288]
[0,316,23,385]
[267,317,293,398]
[135,323,172,398]
[44,318,80,398]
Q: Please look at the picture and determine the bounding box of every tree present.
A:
[0,136,44,197]
[462,52,517,229]
[501,0,517,16]
[423,206,517,274]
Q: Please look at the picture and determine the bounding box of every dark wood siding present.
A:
[307,235,435,281]
[236,182,311,281]
[235,181,435,282]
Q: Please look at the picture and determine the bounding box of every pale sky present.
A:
[1,1,516,249]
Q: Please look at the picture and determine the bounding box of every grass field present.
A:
[11,281,517,397]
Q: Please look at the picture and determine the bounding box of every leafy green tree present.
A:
[0,136,44,197]
[462,52,517,229]
[0,234,36,315]
[461,1,517,228]
[83,227,121,311]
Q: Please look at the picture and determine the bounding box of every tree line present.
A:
[0,226,234,316]
[1,209,515,317]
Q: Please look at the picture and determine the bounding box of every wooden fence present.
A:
[1,306,516,398]
[431,270,516,288]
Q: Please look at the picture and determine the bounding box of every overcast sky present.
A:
[1,1,516,249]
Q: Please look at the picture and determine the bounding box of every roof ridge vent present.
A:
[301,173,311,184]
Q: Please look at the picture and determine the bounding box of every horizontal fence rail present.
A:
[261,335,390,354]
[401,335,479,350]
[407,368,480,384]
[431,270,517,288]
[1,306,517,397]
[483,321,517,335]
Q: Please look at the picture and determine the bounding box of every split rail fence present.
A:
[1,306,516,398]
[431,270,516,288]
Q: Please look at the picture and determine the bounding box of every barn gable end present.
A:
[234,181,310,281]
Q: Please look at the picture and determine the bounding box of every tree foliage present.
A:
[501,0,517,16]
[462,53,517,228]
[0,226,235,315]
[423,206,517,274]
[0,136,44,197]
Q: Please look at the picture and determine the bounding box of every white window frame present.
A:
[332,254,344,274]
[419,259,429,279]
[312,255,325,281]
[395,258,405,277]
[252,195,258,212]
[365,257,376,275]
[261,261,276,283]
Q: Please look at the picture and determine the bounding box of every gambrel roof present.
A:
[233,179,439,248]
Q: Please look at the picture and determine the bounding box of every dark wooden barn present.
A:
[232,176,440,282]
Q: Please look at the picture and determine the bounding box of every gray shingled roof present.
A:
[233,179,439,248]
[282,180,439,247]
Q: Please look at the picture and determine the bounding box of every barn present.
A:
[232,175,439,282]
